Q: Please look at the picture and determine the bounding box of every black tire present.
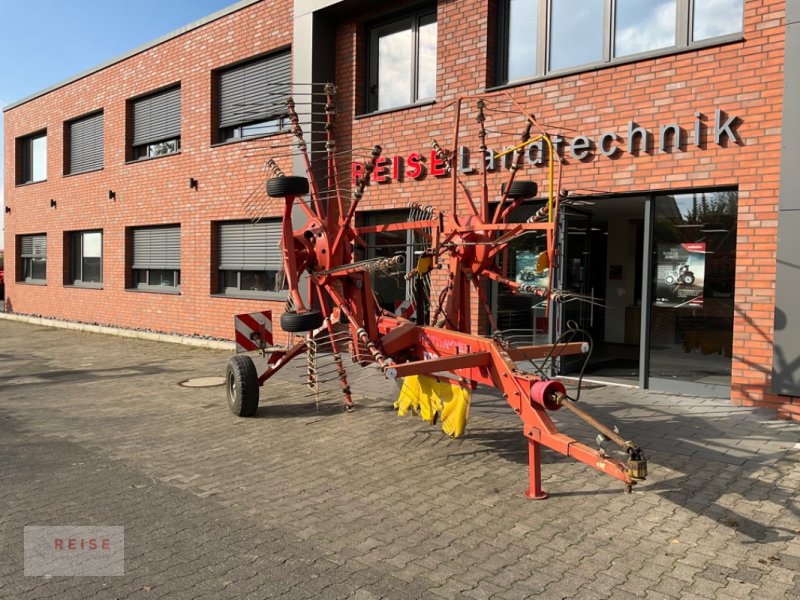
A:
[280,310,324,332]
[504,180,538,200]
[226,355,259,417]
[267,176,309,198]
[665,275,676,285]
[682,273,695,285]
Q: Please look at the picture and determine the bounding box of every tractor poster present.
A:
[654,243,705,307]
[515,250,549,290]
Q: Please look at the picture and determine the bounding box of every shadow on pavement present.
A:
[0,363,182,391]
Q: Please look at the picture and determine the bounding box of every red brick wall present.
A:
[333,0,792,417]
[3,0,795,419]
[3,0,295,344]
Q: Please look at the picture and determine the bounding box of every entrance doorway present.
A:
[555,197,646,384]
[495,190,738,398]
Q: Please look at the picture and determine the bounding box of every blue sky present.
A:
[0,0,239,247]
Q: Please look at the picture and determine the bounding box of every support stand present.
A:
[524,439,549,500]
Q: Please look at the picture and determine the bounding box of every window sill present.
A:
[356,99,436,120]
[15,179,48,188]
[211,129,291,148]
[211,292,288,301]
[64,168,103,178]
[126,287,181,295]
[125,151,181,166]
[489,34,743,92]
[17,280,46,286]
[64,283,103,290]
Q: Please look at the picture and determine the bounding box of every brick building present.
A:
[3,0,799,419]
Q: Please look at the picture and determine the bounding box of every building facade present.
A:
[3,0,798,419]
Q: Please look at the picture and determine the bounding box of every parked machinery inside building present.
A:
[225,84,647,497]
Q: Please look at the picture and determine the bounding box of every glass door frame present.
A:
[639,191,734,398]
[554,205,595,374]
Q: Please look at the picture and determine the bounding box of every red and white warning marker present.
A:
[234,310,273,353]
[394,300,416,320]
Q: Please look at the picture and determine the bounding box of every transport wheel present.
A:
[665,274,676,285]
[267,176,309,198]
[682,273,695,285]
[226,355,259,417]
[280,310,324,332]
[504,180,539,199]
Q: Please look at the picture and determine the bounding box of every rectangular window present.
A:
[359,210,414,312]
[549,0,604,71]
[66,112,104,174]
[614,0,677,58]
[367,8,437,113]
[17,131,47,184]
[19,234,47,283]
[130,86,181,160]
[218,220,283,298]
[70,231,103,286]
[496,0,743,84]
[692,0,744,41]
[218,50,291,143]
[499,0,540,82]
[131,226,181,291]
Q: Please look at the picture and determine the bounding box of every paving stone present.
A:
[1,320,799,600]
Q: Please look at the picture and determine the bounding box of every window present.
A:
[615,0,677,58]
[19,234,47,283]
[367,8,437,113]
[693,0,744,41]
[359,210,414,312]
[69,231,103,286]
[66,112,104,175]
[550,0,604,71]
[218,50,291,143]
[649,190,738,387]
[130,86,181,160]
[499,0,540,81]
[17,131,47,184]
[131,226,180,291]
[496,0,744,84]
[218,221,284,297]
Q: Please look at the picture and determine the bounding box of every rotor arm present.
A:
[493,120,533,224]
[331,145,383,257]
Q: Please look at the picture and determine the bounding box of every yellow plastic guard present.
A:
[416,253,434,275]
[394,375,422,416]
[535,250,550,273]
[441,384,471,438]
[394,375,471,438]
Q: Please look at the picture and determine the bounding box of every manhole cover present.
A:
[179,377,225,388]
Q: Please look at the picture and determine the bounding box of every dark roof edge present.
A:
[3,0,262,113]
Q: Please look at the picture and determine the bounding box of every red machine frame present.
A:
[226,85,647,498]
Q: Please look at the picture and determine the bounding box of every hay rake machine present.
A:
[225,84,647,497]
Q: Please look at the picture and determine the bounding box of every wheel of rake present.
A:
[280,310,324,332]
[267,176,310,198]
[504,180,539,200]
[226,355,259,417]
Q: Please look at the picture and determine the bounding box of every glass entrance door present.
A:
[644,191,738,395]
[556,197,645,382]
[492,189,737,397]
[555,207,595,372]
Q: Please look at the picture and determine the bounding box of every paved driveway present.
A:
[0,320,798,599]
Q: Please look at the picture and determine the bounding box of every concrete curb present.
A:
[0,312,236,351]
